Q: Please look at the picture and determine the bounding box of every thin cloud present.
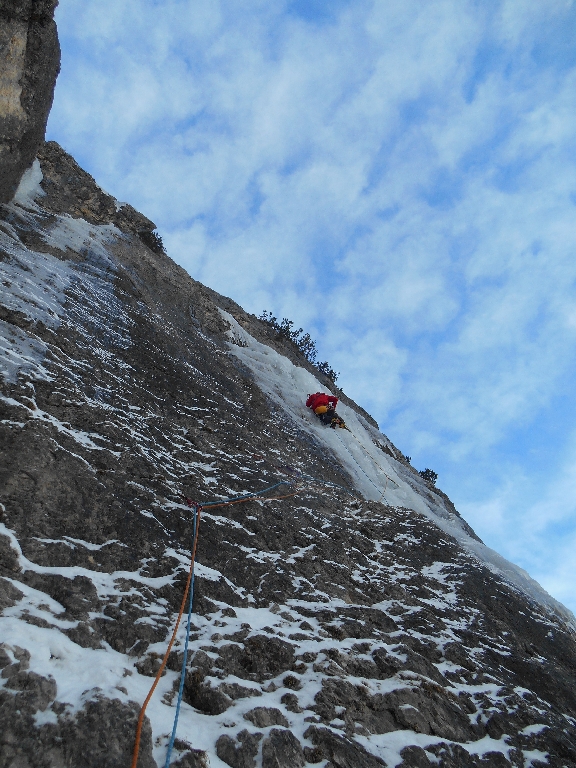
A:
[49,0,576,612]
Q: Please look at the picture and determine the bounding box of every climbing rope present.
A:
[131,438,374,765]
[204,485,306,511]
[166,485,312,766]
[333,429,390,502]
[132,480,314,766]
[346,431,399,490]
[255,459,359,498]
[164,501,200,768]
[131,502,202,768]
[200,481,292,508]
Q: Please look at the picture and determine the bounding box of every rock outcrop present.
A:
[0,0,60,203]
[1,142,576,767]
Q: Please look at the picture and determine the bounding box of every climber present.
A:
[306,392,347,429]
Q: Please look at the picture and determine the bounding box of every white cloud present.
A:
[460,434,576,611]
[49,0,576,611]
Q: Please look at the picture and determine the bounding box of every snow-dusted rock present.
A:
[1,142,576,768]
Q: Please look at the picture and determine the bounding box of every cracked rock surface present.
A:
[1,142,576,767]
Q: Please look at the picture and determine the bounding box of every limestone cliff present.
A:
[0,0,60,203]
[0,142,575,768]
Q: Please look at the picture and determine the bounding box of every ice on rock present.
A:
[221,309,575,627]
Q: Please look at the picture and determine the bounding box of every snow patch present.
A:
[0,324,51,384]
[13,159,45,205]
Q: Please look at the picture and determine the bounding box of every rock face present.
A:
[0,0,60,203]
[1,143,576,768]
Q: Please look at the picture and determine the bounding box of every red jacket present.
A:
[306,392,338,410]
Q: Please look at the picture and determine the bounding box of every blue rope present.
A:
[164,504,199,768]
[285,469,359,497]
[199,480,290,507]
[270,463,359,497]
[160,451,359,764]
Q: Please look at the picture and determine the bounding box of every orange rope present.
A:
[205,487,304,510]
[131,485,307,765]
[131,505,202,768]
[348,432,399,489]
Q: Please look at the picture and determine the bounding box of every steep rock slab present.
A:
[0,146,576,767]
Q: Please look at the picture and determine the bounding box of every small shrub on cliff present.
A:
[138,229,166,255]
[259,310,339,383]
[315,360,340,382]
[419,468,438,486]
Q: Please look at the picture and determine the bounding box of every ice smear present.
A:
[520,724,548,735]
[13,159,45,206]
[63,537,125,550]
[220,310,576,628]
[1,177,130,386]
[359,730,445,767]
[0,239,73,330]
[463,733,514,759]
[0,322,51,383]
[0,616,177,720]
[522,749,550,767]
[0,523,175,600]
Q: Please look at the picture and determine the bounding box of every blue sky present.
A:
[48,0,576,613]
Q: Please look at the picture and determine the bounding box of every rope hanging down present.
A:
[131,482,308,767]
[164,501,200,768]
[130,502,202,768]
[334,429,394,502]
[131,440,385,765]
[346,432,400,490]
[162,485,309,765]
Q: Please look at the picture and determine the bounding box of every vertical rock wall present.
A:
[0,0,60,203]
